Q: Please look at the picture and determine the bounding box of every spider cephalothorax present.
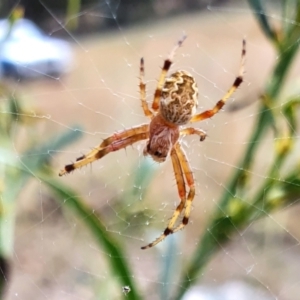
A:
[143,114,179,162]
[59,35,246,249]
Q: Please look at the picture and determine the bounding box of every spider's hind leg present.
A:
[190,39,246,123]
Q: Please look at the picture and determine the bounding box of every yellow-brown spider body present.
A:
[160,70,198,125]
[144,71,198,162]
[59,36,246,249]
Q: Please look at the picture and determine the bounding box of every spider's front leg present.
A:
[59,124,149,176]
[190,39,246,123]
[139,58,153,118]
[151,34,187,112]
[141,142,194,249]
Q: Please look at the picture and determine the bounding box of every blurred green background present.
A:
[1,0,300,299]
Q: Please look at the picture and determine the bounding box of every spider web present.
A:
[2,0,300,299]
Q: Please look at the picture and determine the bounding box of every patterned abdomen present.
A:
[160,70,198,125]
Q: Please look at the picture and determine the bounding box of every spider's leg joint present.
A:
[61,163,75,175]
[182,216,189,225]
[199,130,207,141]
[233,76,243,88]
[164,227,173,236]
[163,59,172,71]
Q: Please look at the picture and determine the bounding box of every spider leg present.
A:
[59,124,149,176]
[171,143,195,234]
[190,39,246,123]
[180,127,207,141]
[151,35,187,112]
[141,143,187,249]
[139,58,153,118]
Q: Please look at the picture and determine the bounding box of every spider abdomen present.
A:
[160,70,198,125]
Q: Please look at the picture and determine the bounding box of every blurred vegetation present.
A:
[175,0,300,298]
[0,8,141,300]
[0,90,143,299]
[0,0,229,35]
[1,0,300,299]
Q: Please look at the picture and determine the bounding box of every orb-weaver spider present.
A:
[59,35,246,249]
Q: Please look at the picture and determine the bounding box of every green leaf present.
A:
[247,0,278,44]
[41,174,141,300]
[282,98,300,132]
[21,126,83,172]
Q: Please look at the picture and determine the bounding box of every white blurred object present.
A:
[182,281,273,300]
[0,18,72,79]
